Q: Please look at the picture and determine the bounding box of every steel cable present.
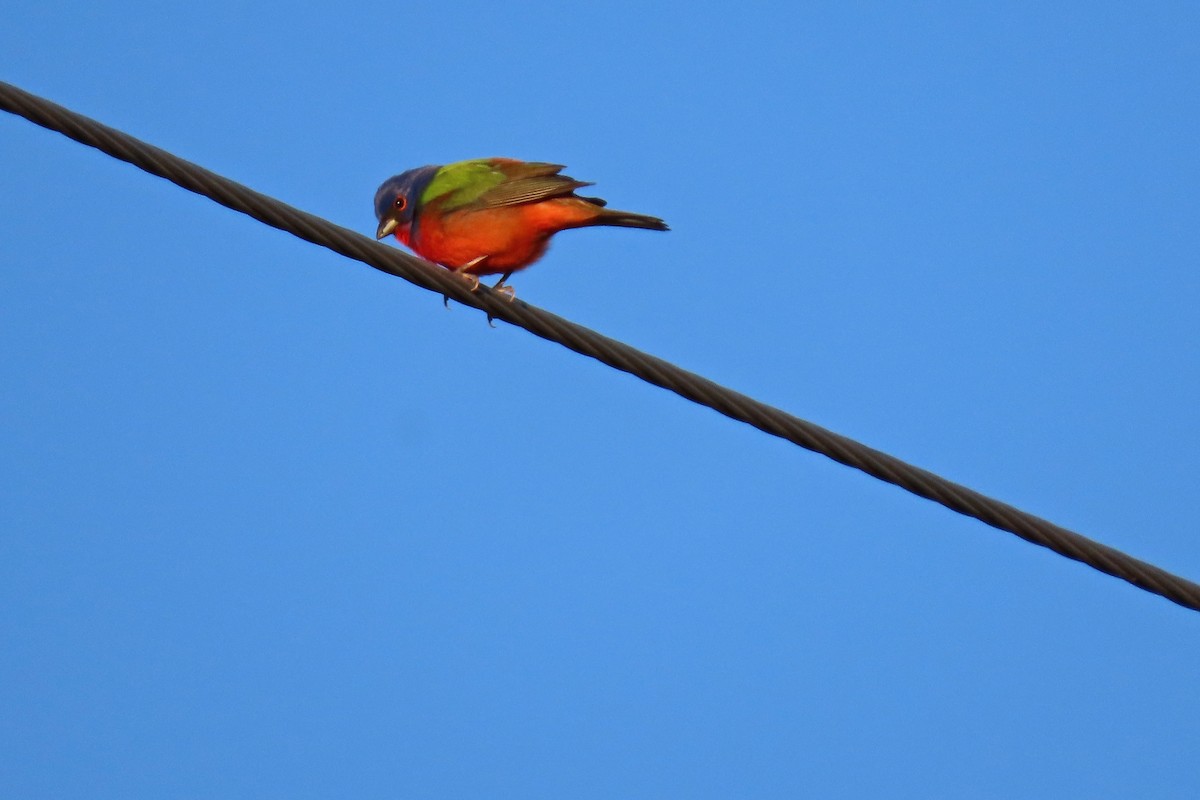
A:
[3,79,1197,612]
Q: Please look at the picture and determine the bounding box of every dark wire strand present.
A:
[3,79,1197,613]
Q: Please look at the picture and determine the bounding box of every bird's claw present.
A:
[491,272,516,302]
[452,257,486,294]
[448,257,507,325]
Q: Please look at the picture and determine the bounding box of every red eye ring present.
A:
[393,196,407,211]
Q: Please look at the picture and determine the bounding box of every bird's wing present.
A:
[426,159,594,212]
[475,161,595,208]
[475,175,596,207]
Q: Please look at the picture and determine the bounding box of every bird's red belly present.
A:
[412,201,597,274]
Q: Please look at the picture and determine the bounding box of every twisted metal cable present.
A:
[3,79,1197,612]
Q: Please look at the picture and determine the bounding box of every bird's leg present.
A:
[491,272,516,302]
[441,260,482,307]
[448,255,503,326]
[454,256,487,293]
[443,256,487,308]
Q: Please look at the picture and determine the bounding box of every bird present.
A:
[374,158,668,299]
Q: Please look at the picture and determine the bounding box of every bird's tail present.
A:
[588,208,670,232]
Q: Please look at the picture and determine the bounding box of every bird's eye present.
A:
[393,196,407,211]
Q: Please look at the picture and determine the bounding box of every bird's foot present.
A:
[449,256,503,325]
[491,272,516,302]
[441,280,477,308]
[454,255,487,293]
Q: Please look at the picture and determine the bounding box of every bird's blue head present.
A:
[374,165,440,240]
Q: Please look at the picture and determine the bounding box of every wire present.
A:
[2,79,1197,613]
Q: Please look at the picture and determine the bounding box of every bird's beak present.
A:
[376,217,398,240]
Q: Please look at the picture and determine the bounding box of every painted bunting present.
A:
[374,158,668,297]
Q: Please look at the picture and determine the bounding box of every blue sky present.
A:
[3,2,1198,797]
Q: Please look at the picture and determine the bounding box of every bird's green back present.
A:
[420,159,506,211]
[421,159,577,213]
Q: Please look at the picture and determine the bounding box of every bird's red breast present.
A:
[412,198,605,274]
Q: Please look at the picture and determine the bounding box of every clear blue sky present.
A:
[3,3,1198,797]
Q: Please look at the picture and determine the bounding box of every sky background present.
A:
[2,2,1199,797]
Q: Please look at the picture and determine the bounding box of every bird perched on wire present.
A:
[374,158,668,299]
